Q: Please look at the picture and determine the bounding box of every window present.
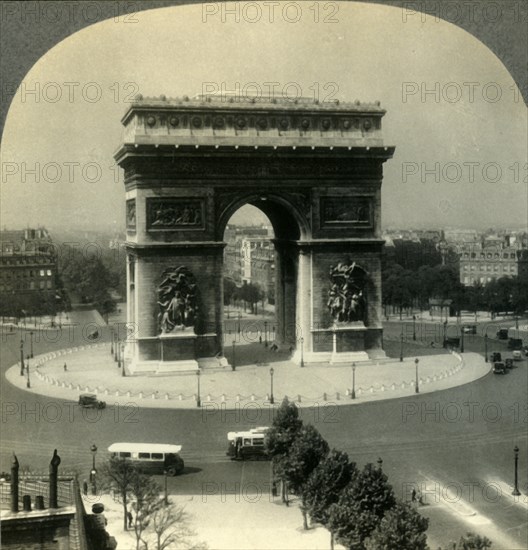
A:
[252,439,264,446]
[138,452,150,459]
[152,453,163,460]
[47,281,52,289]
[243,438,252,446]
[47,269,52,276]
[119,452,131,458]
[40,269,45,277]
[39,281,45,289]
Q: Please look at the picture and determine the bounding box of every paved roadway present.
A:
[1,318,527,548]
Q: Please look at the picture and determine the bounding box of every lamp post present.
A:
[29,331,34,358]
[232,340,236,371]
[300,337,304,368]
[412,315,416,341]
[26,355,30,388]
[114,334,118,361]
[399,330,404,363]
[442,320,447,349]
[414,358,419,394]
[196,370,201,407]
[237,312,241,335]
[269,367,274,404]
[460,324,465,353]
[484,333,488,362]
[110,327,114,355]
[264,320,268,347]
[117,339,121,367]
[20,339,25,376]
[164,469,169,506]
[512,445,521,496]
[351,362,356,400]
[90,443,97,495]
[121,343,126,377]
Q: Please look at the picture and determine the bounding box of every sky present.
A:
[0,1,526,233]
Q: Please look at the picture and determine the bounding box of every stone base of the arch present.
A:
[124,334,229,375]
[290,326,386,365]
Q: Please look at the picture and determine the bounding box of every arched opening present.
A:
[221,199,303,365]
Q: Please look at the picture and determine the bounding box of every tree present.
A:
[453,532,492,549]
[100,457,141,531]
[265,397,303,503]
[302,449,357,549]
[328,462,396,549]
[145,503,207,550]
[223,278,237,306]
[364,501,429,550]
[129,472,163,550]
[276,424,329,529]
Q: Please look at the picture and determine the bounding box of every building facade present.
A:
[458,237,527,285]
[0,229,58,317]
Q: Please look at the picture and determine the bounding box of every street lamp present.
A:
[237,312,241,335]
[29,331,34,358]
[442,320,447,349]
[196,370,201,407]
[26,355,30,388]
[300,336,304,368]
[484,333,488,362]
[399,330,404,363]
[351,362,356,400]
[460,325,465,353]
[269,367,274,404]
[414,358,419,394]
[90,443,97,495]
[20,339,25,376]
[512,445,521,496]
[231,340,236,371]
[110,327,114,355]
[264,320,268,347]
[412,315,416,341]
[114,335,118,362]
[121,343,126,377]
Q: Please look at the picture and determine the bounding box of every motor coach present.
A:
[108,443,184,476]
[226,427,270,461]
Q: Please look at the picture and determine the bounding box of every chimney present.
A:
[49,449,61,508]
[10,453,19,513]
[22,495,32,512]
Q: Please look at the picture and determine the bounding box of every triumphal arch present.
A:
[115,94,394,373]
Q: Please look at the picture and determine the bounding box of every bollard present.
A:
[35,495,45,510]
[139,392,143,399]
[178,394,183,401]
[251,394,255,401]
[165,393,170,400]
[126,391,131,397]
[207,394,212,402]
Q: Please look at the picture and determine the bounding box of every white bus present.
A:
[226,427,270,461]
[108,442,184,476]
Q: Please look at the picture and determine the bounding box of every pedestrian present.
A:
[259,335,262,344]
[411,488,417,502]
[82,480,88,496]
[64,363,67,372]
[127,510,133,528]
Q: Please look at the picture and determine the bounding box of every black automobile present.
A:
[493,362,507,374]
[78,393,106,409]
[490,352,502,362]
[505,358,514,369]
[497,329,509,340]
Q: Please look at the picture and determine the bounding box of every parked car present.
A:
[512,350,523,361]
[505,358,514,369]
[78,393,106,409]
[493,362,507,374]
[463,325,477,334]
[496,329,509,340]
[490,352,502,362]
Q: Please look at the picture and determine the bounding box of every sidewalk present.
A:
[6,342,490,409]
[84,491,344,550]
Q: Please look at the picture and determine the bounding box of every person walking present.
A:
[63,363,67,372]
